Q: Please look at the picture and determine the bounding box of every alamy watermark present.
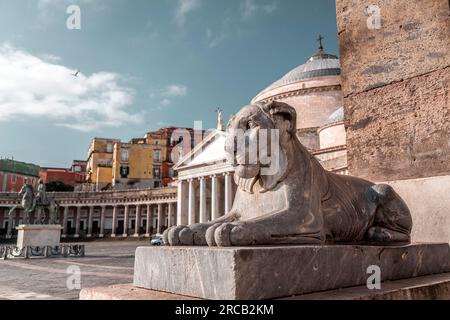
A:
[66,5,81,30]
[66,265,81,290]
[169,123,282,177]
[366,5,382,30]
[366,265,381,290]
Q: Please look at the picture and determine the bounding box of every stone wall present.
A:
[336,0,450,181]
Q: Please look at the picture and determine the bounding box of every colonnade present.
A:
[0,202,177,239]
[177,172,234,226]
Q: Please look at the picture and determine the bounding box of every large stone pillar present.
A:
[111,206,118,237]
[199,177,207,223]
[123,205,129,237]
[6,207,14,239]
[211,175,220,220]
[168,203,175,227]
[145,204,151,237]
[74,207,81,238]
[62,206,69,238]
[336,0,450,244]
[157,203,163,234]
[224,172,233,214]
[87,206,94,238]
[177,180,189,226]
[134,205,141,237]
[188,179,196,225]
[99,206,106,238]
[336,0,450,181]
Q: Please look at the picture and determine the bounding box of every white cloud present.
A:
[0,43,142,132]
[160,99,172,107]
[161,84,188,97]
[40,53,61,63]
[241,0,278,19]
[175,0,202,26]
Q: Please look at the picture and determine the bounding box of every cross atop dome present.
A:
[317,34,324,50]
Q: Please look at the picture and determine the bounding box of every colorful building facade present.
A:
[0,159,40,192]
[85,128,206,191]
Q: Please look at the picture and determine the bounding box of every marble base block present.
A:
[16,225,63,248]
[133,243,450,300]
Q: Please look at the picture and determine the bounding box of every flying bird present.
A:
[72,70,80,77]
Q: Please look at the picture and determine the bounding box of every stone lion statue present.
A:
[164,101,412,247]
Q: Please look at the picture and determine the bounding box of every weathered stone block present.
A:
[336,0,450,94]
[336,0,450,181]
[16,225,63,248]
[133,244,450,300]
[344,68,450,181]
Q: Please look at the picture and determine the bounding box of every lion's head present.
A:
[224,101,297,193]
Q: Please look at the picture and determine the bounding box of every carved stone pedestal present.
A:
[133,244,450,300]
[16,225,63,248]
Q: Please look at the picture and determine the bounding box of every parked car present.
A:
[151,235,164,246]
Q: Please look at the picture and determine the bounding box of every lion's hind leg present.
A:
[366,184,412,243]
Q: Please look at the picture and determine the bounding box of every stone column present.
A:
[111,206,118,238]
[99,206,106,238]
[134,205,141,237]
[6,207,14,239]
[224,172,233,214]
[188,179,196,225]
[157,203,163,234]
[87,206,94,238]
[145,204,151,237]
[62,206,69,238]
[123,205,129,237]
[74,207,81,238]
[211,175,220,220]
[199,177,208,223]
[177,179,189,226]
[168,203,174,227]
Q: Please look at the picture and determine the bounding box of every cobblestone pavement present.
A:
[0,240,151,300]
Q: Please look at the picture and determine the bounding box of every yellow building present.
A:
[86,138,120,190]
[85,131,173,190]
[112,142,156,188]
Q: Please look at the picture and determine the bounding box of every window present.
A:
[11,174,16,184]
[154,150,161,162]
[107,143,113,153]
[74,166,81,172]
[168,168,174,177]
[153,167,161,179]
[121,149,129,162]
[155,140,159,145]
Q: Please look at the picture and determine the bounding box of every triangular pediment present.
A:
[174,130,228,170]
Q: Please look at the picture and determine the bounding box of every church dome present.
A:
[325,106,344,125]
[251,37,343,151]
[254,47,341,98]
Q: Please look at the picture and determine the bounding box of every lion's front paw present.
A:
[207,223,260,247]
[165,224,211,246]
[165,225,192,246]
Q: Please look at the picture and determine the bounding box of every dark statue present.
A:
[8,179,60,225]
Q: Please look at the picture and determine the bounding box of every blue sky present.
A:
[0,0,338,167]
